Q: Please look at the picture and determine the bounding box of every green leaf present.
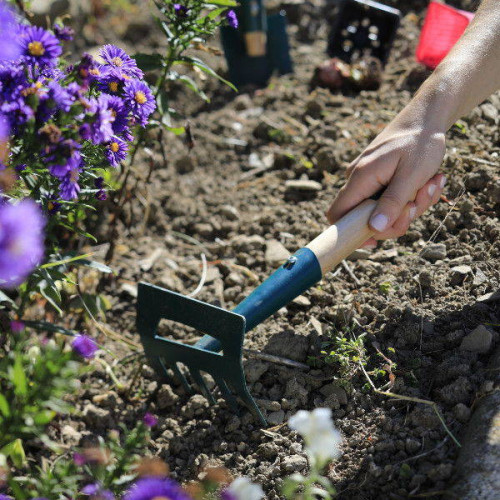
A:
[207,0,238,6]
[176,56,237,91]
[163,126,185,135]
[0,290,14,305]
[33,409,56,426]
[77,259,113,274]
[40,252,94,269]
[177,74,209,102]
[0,394,10,417]
[12,356,27,396]
[1,439,27,468]
[133,53,164,72]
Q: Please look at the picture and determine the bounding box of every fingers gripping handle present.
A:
[307,199,377,275]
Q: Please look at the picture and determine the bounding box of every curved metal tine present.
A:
[171,361,192,393]
[231,377,267,426]
[189,368,216,405]
[214,376,239,413]
[149,356,172,383]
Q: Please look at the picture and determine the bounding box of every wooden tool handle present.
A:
[306,199,377,275]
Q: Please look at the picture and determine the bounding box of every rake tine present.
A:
[170,361,192,393]
[231,377,267,426]
[214,376,239,413]
[189,368,216,405]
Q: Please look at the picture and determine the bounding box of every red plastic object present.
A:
[416,1,474,69]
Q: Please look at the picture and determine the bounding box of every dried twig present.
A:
[359,362,461,447]
[341,259,361,286]
[188,253,207,298]
[243,349,310,370]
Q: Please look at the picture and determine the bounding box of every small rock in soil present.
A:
[82,403,112,431]
[291,295,311,308]
[175,154,195,174]
[347,248,371,261]
[371,248,398,262]
[181,394,208,418]
[320,383,348,405]
[282,455,308,473]
[284,179,322,201]
[257,442,279,459]
[61,424,81,445]
[285,378,308,405]
[450,264,473,285]
[264,331,309,362]
[460,325,493,353]
[267,410,285,425]
[421,243,447,262]
[231,234,265,252]
[220,205,240,221]
[157,385,179,409]
[265,240,290,267]
[437,376,473,406]
[257,399,281,412]
[453,403,472,423]
[245,359,268,383]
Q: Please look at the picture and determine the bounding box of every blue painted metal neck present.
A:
[196,248,322,352]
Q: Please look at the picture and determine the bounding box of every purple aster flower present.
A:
[123,477,192,500]
[37,80,75,122]
[47,199,61,215]
[15,164,26,173]
[94,176,104,189]
[18,26,62,68]
[85,96,115,144]
[10,320,25,332]
[81,482,114,500]
[99,94,129,134]
[53,23,74,41]
[76,53,102,85]
[174,4,189,17]
[96,67,130,96]
[48,148,82,179]
[59,167,81,201]
[123,80,156,127]
[0,63,29,101]
[226,10,238,29]
[1,99,34,133]
[0,3,21,61]
[99,44,143,79]
[72,334,98,358]
[105,136,128,167]
[0,495,12,500]
[74,452,86,466]
[96,189,107,201]
[0,199,45,288]
[142,412,157,427]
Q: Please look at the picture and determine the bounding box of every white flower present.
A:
[225,477,265,500]
[289,408,342,465]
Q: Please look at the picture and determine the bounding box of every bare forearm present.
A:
[409,0,500,131]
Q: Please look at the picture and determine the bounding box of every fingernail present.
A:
[428,184,436,197]
[440,176,447,189]
[370,213,388,232]
[409,206,417,220]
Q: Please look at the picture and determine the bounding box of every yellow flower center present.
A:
[110,142,120,153]
[89,68,100,76]
[111,110,117,118]
[112,56,123,67]
[152,497,171,500]
[48,201,54,211]
[28,41,45,56]
[135,91,147,104]
[70,169,79,183]
[108,81,119,93]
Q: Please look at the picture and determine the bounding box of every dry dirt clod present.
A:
[459,325,493,354]
[421,243,447,262]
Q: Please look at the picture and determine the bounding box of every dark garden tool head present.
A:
[137,282,267,425]
[220,1,293,87]
[327,0,401,66]
[138,198,381,425]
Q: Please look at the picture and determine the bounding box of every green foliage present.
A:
[320,328,367,381]
[10,422,151,498]
[0,328,81,463]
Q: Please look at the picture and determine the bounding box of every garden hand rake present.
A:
[137,199,378,425]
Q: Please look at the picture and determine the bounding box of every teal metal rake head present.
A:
[137,198,379,425]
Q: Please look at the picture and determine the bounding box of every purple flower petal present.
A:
[72,334,98,359]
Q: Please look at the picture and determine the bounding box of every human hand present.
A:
[326,113,447,248]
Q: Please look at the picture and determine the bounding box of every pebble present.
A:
[267,410,285,425]
[61,424,81,445]
[450,265,472,285]
[119,282,137,298]
[371,248,398,262]
[281,455,308,473]
[453,403,472,423]
[320,383,348,405]
[460,325,493,353]
[231,234,265,252]
[265,240,290,267]
[220,205,240,221]
[257,399,281,412]
[347,248,371,261]
[225,272,244,287]
[175,154,195,174]
[244,359,268,383]
[157,385,179,409]
[291,295,311,308]
[421,243,447,262]
[480,102,498,123]
[285,179,322,201]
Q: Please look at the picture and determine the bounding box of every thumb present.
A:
[369,173,417,233]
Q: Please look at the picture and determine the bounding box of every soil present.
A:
[36,0,500,498]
